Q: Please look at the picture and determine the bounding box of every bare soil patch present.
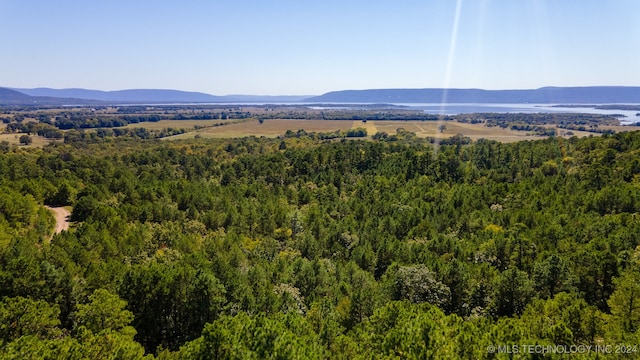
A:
[46,206,71,236]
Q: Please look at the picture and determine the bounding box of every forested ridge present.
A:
[1,131,640,358]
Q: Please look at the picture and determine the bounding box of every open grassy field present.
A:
[164,118,618,142]
[357,120,378,135]
[0,133,62,148]
[599,124,640,133]
[373,120,547,142]
[162,118,640,142]
[381,122,640,142]
[165,119,357,140]
[5,118,637,146]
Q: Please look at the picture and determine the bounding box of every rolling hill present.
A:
[0,87,98,105]
[13,88,224,103]
[3,86,640,106]
[0,87,34,103]
[11,88,310,104]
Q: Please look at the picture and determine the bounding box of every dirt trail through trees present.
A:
[46,206,71,235]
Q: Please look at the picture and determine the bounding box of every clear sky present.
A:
[1,0,638,95]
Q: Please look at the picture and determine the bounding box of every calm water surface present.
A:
[398,103,640,125]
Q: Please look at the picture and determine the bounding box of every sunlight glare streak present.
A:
[441,0,464,101]
[435,0,464,156]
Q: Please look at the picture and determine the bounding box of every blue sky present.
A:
[1,0,638,95]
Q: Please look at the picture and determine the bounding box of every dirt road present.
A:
[46,206,71,235]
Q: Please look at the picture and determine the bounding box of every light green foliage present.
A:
[521,292,604,344]
[391,264,451,307]
[73,327,148,360]
[174,312,327,359]
[0,296,62,342]
[607,257,640,337]
[73,288,135,334]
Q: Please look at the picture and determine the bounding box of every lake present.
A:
[146,101,640,125]
[396,103,640,125]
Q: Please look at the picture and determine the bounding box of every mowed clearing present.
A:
[356,120,378,135]
[167,119,356,139]
[155,119,640,142]
[0,133,62,147]
[165,118,547,142]
[373,121,546,142]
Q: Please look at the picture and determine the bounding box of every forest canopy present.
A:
[1,131,640,358]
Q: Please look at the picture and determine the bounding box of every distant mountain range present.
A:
[304,87,640,104]
[1,86,639,106]
[0,87,100,105]
[0,87,35,104]
[8,88,310,104]
[16,88,220,103]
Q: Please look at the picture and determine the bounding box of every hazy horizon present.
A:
[9,85,640,99]
[1,0,639,95]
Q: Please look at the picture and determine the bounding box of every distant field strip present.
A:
[159,119,640,143]
[169,119,355,139]
[124,119,235,130]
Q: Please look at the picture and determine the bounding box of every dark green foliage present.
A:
[490,268,534,317]
[119,259,226,352]
[18,134,32,145]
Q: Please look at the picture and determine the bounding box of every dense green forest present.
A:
[1,131,640,358]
